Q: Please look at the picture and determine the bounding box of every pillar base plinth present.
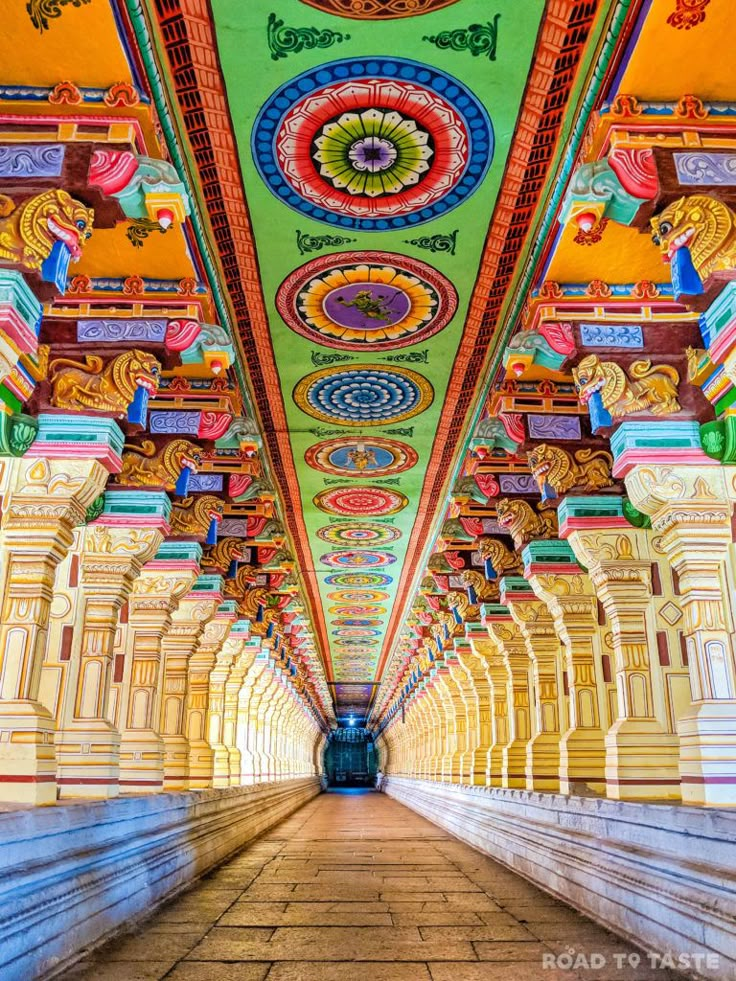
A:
[502,742,528,788]
[118,729,165,793]
[228,748,242,786]
[163,735,190,791]
[212,744,230,787]
[678,703,736,805]
[559,728,607,795]
[188,738,214,789]
[604,721,681,800]
[0,699,57,804]
[525,733,562,792]
[55,721,120,799]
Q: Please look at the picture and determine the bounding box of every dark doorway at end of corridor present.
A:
[324,727,378,788]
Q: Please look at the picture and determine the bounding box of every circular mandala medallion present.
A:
[252,58,493,229]
[314,485,408,515]
[332,617,382,627]
[278,252,456,350]
[324,572,393,587]
[332,628,381,637]
[317,521,401,547]
[306,436,417,477]
[320,549,397,568]
[294,365,432,426]
[328,604,386,616]
[327,589,389,602]
[334,637,380,646]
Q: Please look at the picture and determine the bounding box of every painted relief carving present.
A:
[495,498,558,551]
[0,190,93,272]
[527,443,614,498]
[116,439,202,490]
[650,195,736,282]
[459,569,499,604]
[572,355,681,418]
[48,350,161,414]
[476,536,523,577]
[169,495,225,537]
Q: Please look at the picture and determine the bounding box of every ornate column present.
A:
[620,421,736,803]
[560,496,681,800]
[484,605,531,789]
[218,623,254,787]
[118,542,201,793]
[0,419,120,803]
[187,595,235,789]
[501,578,565,792]
[238,648,270,784]
[524,540,609,795]
[160,576,222,791]
[468,628,508,787]
[454,634,491,785]
[55,491,170,798]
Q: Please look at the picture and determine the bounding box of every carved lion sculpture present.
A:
[169,495,224,537]
[572,354,680,417]
[116,438,202,490]
[447,590,480,624]
[650,194,736,281]
[49,349,161,414]
[460,569,500,604]
[527,443,614,497]
[224,564,259,599]
[496,498,558,551]
[0,189,93,271]
[203,536,247,573]
[476,536,523,577]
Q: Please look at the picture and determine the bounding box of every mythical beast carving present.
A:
[169,495,224,537]
[527,443,614,497]
[476,536,523,577]
[117,438,202,490]
[496,498,558,551]
[650,194,736,281]
[49,349,160,414]
[0,189,93,271]
[572,354,680,418]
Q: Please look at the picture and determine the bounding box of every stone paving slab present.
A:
[62,789,683,981]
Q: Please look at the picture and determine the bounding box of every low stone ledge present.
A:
[383,776,736,981]
[0,777,321,979]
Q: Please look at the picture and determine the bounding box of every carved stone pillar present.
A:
[187,595,235,789]
[55,491,169,798]
[455,633,491,785]
[239,649,270,783]
[623,441,736,803]
[160,577,222,791]
[501,578,564,792]
[524,540,609,795]
[468,630,507,787]
[561,496,681,800]
[484,605,531,789]
[118,542,201,793]
[0,426,117,804]
[218,623,254,787]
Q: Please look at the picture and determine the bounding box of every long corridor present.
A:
[63,790,679,981]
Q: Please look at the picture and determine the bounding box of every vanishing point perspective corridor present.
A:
[63,790,673,981]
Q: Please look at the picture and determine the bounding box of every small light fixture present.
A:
[575,211,597,233]
[157,208,175,229]
[348,716,355,726]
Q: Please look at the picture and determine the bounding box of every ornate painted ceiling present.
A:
[201,0,547,723]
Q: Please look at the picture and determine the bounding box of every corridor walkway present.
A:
[64,790,679,981]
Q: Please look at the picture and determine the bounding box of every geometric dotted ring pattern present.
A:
[294,365,433,427]
[252,57,493,231]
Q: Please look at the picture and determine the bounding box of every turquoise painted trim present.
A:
[522,539,578,567]
[34,414,124,454]
[154,540,203,562]
[0,269,42,332]
[100,489,171,519]
[192,574,225,593]
[558,495,625,522]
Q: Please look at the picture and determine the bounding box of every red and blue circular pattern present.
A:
[320,549,397,568]
[327,589,389,602]
[252,58,493,230]
[324,572,392,587]
[328,604,386,616]
[314,485,408,515]
[317,521,401,547]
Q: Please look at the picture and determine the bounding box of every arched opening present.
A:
[323,727,378,787]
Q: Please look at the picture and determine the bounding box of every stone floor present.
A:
[63,789,681,981]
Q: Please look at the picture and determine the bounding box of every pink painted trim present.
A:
[183,590,224,602]
[612,448,717,478]
[708,319,736,365]
[559,516,629,538]
[607,778,681,786]
[0,304,38,355]
[56,778,120,785]
[119,779,164,786]
[681,775,736,784]
[24,443,123,473]
[524,562,585,576]
[502,591,537,603]
[90,515,171,532]
[146,559,201,573]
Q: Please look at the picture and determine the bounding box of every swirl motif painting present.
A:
[314,485,409,515]
[278,252,457,350]
[320,549,397,568]
[252,58,493,229]
[324,572,393,587]
[294,365,433,426]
